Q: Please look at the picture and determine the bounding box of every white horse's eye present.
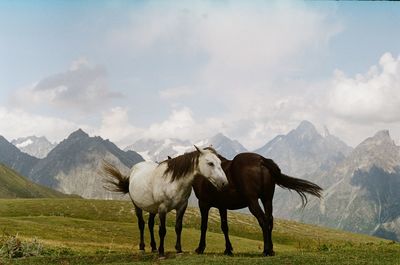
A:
[207,162,214,167]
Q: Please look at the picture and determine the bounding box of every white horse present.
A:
[103,146,228,257]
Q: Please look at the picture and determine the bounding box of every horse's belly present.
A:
[152,175,192,211]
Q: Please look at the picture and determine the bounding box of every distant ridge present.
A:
[126,133,247,162]
[297,129,400,242]
[0,163,74,198]
[28,129,144,199]
[12,135,56,158]
[197,133,247,159]
[0,135,39,177]
[254,120,352,177]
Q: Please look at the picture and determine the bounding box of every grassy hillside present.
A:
[0,164,75,198]
[0,198,399,265]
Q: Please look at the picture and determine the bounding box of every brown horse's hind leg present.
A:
[247,199,273,256]
[134,205,146,251]
[219,208,233,256]
[195,202,210,254]
[262,196,275,256]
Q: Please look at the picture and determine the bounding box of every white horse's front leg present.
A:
[175,201,188,253]
[158,205,168,258]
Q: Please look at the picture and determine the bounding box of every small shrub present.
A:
[318,243,331,252]
[0,234,43,258]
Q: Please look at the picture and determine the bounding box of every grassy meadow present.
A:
[0,198,398,265]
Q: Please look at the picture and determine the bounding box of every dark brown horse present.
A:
[192,151,323,256]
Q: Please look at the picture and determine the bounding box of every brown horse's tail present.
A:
[101,161,130,194]
[262,158,323,207]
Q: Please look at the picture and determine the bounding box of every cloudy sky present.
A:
[1,1,400,150]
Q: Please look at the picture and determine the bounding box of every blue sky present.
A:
[1,1,400,149]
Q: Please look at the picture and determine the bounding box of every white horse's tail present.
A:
[102,161,130,194]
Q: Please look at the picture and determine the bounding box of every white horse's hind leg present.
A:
[134,205,145,251]
[148,213,157,252]
[158,208,167,258]
[175,201,188,253]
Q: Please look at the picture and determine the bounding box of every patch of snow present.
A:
[195,139,208,147]
[15,139,33,148]
[173,144,192,155]
[137,151,151,161]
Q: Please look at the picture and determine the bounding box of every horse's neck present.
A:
[153,163,192,185]
[171,168,197,189]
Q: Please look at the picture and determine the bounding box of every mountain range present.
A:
[254,120,352,179]
[295,130,400,241]
[1,121,399,241]
[125,132,247,162]
[125,138,192,162]
[1,129,144,199]
[254,121,353,221]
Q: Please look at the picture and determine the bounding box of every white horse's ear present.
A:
[194,145,202,153]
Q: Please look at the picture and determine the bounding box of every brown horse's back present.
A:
[230,153,276,200]
[193,152,276,210]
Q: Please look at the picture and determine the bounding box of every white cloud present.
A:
[328,53,400,123]
[97,107,144,147]
[97,106,228,148]
[0,107,85,143]
[147,107,196,139]
[112,2,340,88]
[105,1,343,149]
[12,58,122,114]
[159,86,194,100]
[196,3,340,89]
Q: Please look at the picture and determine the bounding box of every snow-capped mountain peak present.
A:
[125,138,192,162]
[125,133,247,162]
[12,136,56,159]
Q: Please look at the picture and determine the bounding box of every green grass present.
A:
[0,198,399,265]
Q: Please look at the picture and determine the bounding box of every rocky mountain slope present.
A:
[0,136,39,177]
[254,121,353,219]
[28,129,144,199]
[255,120,352,178]
[295,130,400,241]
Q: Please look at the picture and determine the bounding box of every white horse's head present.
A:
[195,146,228,190]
